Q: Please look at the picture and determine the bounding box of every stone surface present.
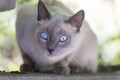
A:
[0,0,16,11]
[0,73,120,80]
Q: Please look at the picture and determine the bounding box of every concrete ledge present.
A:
[0,73,120,80]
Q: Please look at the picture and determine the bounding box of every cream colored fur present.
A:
[16,3,98,73]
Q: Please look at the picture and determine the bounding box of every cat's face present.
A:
[35,0,84,61]
[36,19,77,56]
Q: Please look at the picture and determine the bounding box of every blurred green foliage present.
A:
[0,0,37,72]
[0,0,120,71]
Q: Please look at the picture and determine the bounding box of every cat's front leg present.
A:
[54,62,70,75]
[53,57,71,75]
[20,63,36,73]
[20,53,37,73]
[70,65,84,73]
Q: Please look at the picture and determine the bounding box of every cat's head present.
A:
[36,0,84,62]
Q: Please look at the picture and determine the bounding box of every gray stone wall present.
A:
[0,0,16,11]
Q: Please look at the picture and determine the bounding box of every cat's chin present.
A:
[45,51,65,62]
[46,52,59,60]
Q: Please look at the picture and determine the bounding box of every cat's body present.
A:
[16,1,98,75]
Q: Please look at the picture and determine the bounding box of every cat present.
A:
[16,0,98,75]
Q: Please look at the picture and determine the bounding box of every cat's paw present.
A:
[53,66,70,75]
[70,65,85,73]
[20,64,36,73]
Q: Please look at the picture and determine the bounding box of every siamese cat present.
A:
[16,0,98,75]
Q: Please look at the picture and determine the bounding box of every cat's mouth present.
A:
[47,52,56,56]
[46,49,57,56]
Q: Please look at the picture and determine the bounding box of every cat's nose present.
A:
[47,48,54,53]
[47,41,56,53]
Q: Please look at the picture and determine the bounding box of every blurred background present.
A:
[0,0,120,72]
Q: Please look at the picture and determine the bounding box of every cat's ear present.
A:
[37,0,51,21]
[65,10,84,31]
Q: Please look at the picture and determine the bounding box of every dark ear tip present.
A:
[38,0,43,5]
[79,10,85,16]
[38,0,42,2]
[80,10,84,12]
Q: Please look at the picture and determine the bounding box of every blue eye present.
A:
[59,35,68,42]
[40,32,48,40]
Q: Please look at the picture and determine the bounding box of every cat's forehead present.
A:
[38,19,63,28]
[38,19,76,34]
